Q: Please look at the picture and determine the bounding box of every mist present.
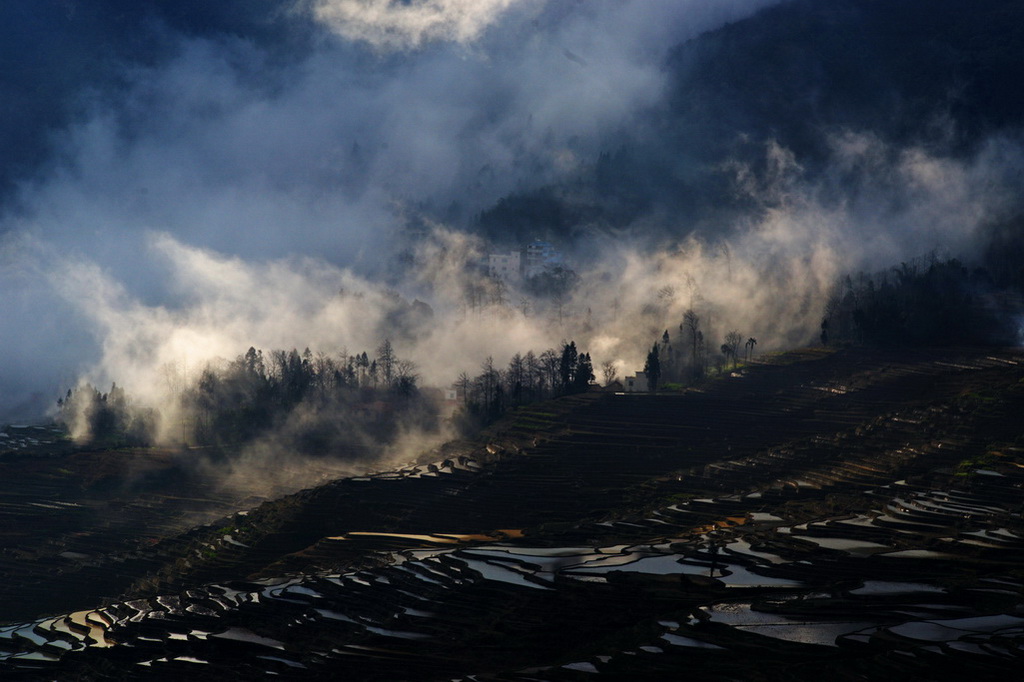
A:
[0,0,778,419]
[3,0,1024,473]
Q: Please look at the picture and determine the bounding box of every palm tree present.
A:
[745,337,758,363]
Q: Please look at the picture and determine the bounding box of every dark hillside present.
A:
[474,0,1024,242]
[3,346,1024,678]
[668,0,1024,157]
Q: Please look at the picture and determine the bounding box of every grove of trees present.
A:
[58,338,603,453]
[638,309,755,390]
[456,341,595,425]
[56,383,156,448]
[821,257,1016,347]
[58,340,429,455]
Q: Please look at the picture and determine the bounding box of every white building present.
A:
[487,251,521,281]
[483,241,565,281]
[623,371,649,392]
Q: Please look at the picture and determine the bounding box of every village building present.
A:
[487,251,521,281]
[622,371,649,393]
[522,240,562,279]
[482,240,567,283]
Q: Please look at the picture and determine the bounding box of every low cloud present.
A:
[7,127,1024,424]
[313,0,534,49]
[4,0,1023,498]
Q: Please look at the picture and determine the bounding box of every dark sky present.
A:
[0,0,319,198]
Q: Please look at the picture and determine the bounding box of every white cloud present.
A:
[313,0,534,49]
[12,0,1020,428]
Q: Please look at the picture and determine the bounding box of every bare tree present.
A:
[477,356,499,408]
[490,276,509,308]
[724,330,742,369]
[394,359,419,395]
[540,348,560,398]
[601,360,618,387]
[507,353,526,405]
[456,371,471,407]
[697,330,706,378]
[524,351,540,401]
[683,309,701,380]
[465,281,486,314]
[313,351,336,396]
[376,338,396,388]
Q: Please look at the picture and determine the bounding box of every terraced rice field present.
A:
[2,346,1024,679]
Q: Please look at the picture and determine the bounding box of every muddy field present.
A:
[2,346,1024,679]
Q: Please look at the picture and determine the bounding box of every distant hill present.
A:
[473,0,1024,244]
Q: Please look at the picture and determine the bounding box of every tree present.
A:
[697,330,706,378]
[559,342,578,395]
[601,359,618,387]
[658,329,676,379]
[507,353,526,405]
[524,351,540,400]
[456,371,471,407]
[377,339,396,388]
[572,352,594,393]
[478,356,498,408]
[524,265,579,301]
[393,359,419,396]
[683,309,701,380]
[539,348,560,398]
[643,344,661,392]
[357,352,369,386]
[745,337,758,362]
[490,276,509,308]
[243,346,265,377]
[724,330,742,369]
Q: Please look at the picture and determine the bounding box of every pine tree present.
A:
[643,344,661,392]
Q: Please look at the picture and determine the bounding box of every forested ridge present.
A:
[56,339,597,454]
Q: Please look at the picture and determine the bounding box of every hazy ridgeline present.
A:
[55,335,596,456]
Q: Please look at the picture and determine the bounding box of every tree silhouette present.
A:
[559,342,579,395]
[572,352,595,393]
[683,309,701,380]
[643,344,661,392]
[724,330,742,369]
[456,371,471,407]
[376,339,395,388]
[601,360,618,387]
